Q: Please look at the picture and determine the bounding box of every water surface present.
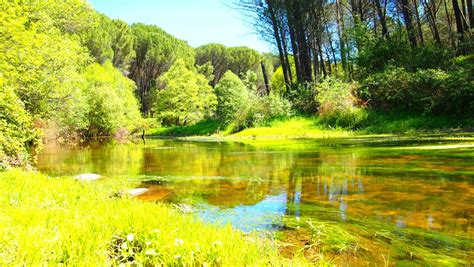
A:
[37,137,474,265]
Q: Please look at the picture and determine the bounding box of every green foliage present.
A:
[81,13,114,64]
[214,71,250,123]
[0,0,142,142]
[195,44,262,86]
[156,59,217,125]
[82,62,142,136]
[356,38,453,78]
[359,112,473,134]
[0,86,38,167]
[226,94,293,133]
[241,70,259,93]
[359,65,474,115]
[195,43,230,86]
[270,59,297,94]
[285,83,318,114]
[129,23,195,115]
[316,78,368,128]
[227,46,261,76]
[110,19,136,70]
[196,62,215,83]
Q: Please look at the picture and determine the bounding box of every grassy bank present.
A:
[0,169,311,265]
[148,113,474,140]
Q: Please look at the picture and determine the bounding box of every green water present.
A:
[36,137,474,265]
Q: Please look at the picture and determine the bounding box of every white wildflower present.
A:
[174,238,184,246]
[145,249,157,256]
[126,233,134,242]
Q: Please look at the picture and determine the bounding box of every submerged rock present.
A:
[75,173,101,181]
[125,188,149,197]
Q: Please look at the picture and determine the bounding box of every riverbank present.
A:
[149,113,474,140]
[0,169,311,265]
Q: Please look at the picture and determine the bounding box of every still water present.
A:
[37,138,473,265]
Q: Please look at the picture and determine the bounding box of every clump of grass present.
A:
[0,169,312,265]
[307,220,358,254]
[283,217,358,254]
[149,120,221,137]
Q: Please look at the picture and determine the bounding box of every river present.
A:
[36,137,474,265]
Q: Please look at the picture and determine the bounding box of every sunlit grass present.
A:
[230,117,354,139]
[0,169,313,265]
[147,113,473,141]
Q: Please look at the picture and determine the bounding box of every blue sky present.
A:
[89,0,271,52]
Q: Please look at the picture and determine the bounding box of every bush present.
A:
[226,94,293,133]
[356,39,453,79]
[82,62,142,136]
[0,86,38,167]
[359,65,474,115]
[316,78,367,128]
[284,83,318,114]
[214,71,250,123]
[156,59,217,126]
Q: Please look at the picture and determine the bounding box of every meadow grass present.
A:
[229,117,354,139]
[0,169,312,266]
[148,113,473,141]
[149,120,221,137]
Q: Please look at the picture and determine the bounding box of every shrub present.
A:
[0,86,38,167]
[214,71,250,123]
[359,65,473,115]
[226,94,293,133]
[316,78,367,128]
[285,83,318,114]
[82,61,142,136]
[156,59,217,126]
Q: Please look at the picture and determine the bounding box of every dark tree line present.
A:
[239,0,473,86]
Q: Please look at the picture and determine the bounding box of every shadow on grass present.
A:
[149,120,222,137]
[359,112,474,134]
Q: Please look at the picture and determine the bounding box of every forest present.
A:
[1,0,473,168]
[1,0,473,265]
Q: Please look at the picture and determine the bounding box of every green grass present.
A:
[146,113,473,141]
[0,169,312,265]
[230,117,354,139]
[358,112,474,134]
[149,120,221,137]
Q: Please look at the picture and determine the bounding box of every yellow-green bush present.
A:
[316,78,367,128]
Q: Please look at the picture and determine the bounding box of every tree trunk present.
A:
[291,1,313,82]
[317,40,327,78]
[279,25,293,83]
[288,23,303,82]
[452,0,466,42]
[375,0,390,39]
[444,0,456,47]
[467,0,473,28]
[413,0,425,45]
[324,45,332,75]
[399,0,418,47]
[261,61,270,95]
[312,47,320,80]
[336,0,349,78]
[423,0,442,46]
[266,0,290,90]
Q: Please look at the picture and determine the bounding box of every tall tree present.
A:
[374,0,390,39]
[129,23,194,116]
[399,0,418,47]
